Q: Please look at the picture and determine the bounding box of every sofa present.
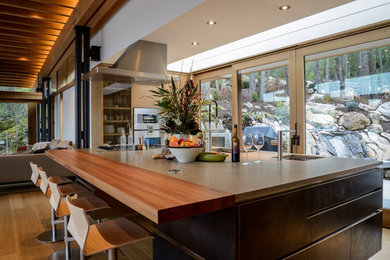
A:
[0,153,75,184]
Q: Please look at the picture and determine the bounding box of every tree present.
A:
[249,73,256,99]
[259,70,265,102]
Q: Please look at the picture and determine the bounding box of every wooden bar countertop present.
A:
[46,149,381,223]
[46,149,235,223]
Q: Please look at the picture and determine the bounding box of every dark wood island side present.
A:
[46,149,383,260]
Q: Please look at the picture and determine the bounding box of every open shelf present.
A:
[104,133,122,136]
[104,107,131,110]
[104,120,130,123]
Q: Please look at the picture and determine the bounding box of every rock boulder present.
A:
[338,112,371,130]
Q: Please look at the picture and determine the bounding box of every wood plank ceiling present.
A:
[0,0,78,89]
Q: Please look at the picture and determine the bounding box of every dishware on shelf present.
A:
[253,133,265,164]
[169,147,203,163]
[242,132,253,165]
[104,125,114,133]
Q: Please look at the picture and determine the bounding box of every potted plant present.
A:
[151,77,204,163]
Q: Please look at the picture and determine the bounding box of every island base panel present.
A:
[154,168,382,259]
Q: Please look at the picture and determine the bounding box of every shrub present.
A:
[212,90,221,100]
[251,92,259,102]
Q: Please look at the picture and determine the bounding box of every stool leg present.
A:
[107,249,117,260]
[37,207,64,244]
[51,207,57,241]
[64,215,70,260]
[80,249,85,260]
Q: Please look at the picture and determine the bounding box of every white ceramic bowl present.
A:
[169,147,203,163]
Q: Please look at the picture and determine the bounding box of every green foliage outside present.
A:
[0,103,28,154]
[212,90,221,100]
[251,92,258,102]
[305,46,390,84]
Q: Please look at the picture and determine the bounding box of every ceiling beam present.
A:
[0,78,36,83]
[0,52,47,60]
[40,0,106,79]
[0,14,64,30]
[0,46,50,55]
[0,74,37,79]
[0,35,54,47]
[30,0,78,9]
[0,62,42,69]
[0,6,69,24]
[0,0,74,16]
[0,21,61,36]
[0,91,42,102]
[0,71,38,77]
[0,40,52,51]
[0,68,40,74]
[0,28,57,42]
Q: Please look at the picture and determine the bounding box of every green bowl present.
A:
[196,152,228,162]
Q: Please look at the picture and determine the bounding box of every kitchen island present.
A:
[46,149,383,259]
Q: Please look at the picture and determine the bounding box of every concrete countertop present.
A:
[94,149,382,203]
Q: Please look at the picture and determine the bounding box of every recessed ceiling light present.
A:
[279,5,291,11]
[191,41,199,46]
[18,57,28,61]
[206,20,217,25]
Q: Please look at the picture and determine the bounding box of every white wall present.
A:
[54,94,61,139]
[62,87,75,143]
[91,0,203,63]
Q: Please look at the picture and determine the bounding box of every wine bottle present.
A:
[232,124,240,162]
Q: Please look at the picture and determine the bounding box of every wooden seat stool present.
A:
[30,162,73,243]
[66,195,153,260]
[36,167,86,244]
[48,177,110,260]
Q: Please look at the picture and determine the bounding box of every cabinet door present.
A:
[284,211,382,260]
[239,190,308,260]
[350,211,382,260]
[284,229,350,260]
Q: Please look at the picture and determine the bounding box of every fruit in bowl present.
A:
[168,136,202,163]
[169,137,201,148]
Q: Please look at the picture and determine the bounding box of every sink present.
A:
[280,154,323,161]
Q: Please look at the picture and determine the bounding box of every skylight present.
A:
[168,0,390,73]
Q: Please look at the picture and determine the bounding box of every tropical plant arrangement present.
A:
[150,77,205,135]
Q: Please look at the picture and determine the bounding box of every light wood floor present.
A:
[0,190,152,260]
[1,190,390,260]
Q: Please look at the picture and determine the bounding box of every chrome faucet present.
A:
[207,99,218,152]
[277,130,296,160]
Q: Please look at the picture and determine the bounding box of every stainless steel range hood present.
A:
[83,40,168,85]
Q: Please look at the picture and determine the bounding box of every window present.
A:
[200,74,232,149]
[305,45,390,160]
[239,61,290,151]
[0,103,28,154]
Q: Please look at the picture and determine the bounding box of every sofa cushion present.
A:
[32,142,50,152]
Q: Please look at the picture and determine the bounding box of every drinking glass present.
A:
[253,133,265,163]
[242,132,253,165]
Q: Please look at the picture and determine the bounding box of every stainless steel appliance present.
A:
[133,107,163,146]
